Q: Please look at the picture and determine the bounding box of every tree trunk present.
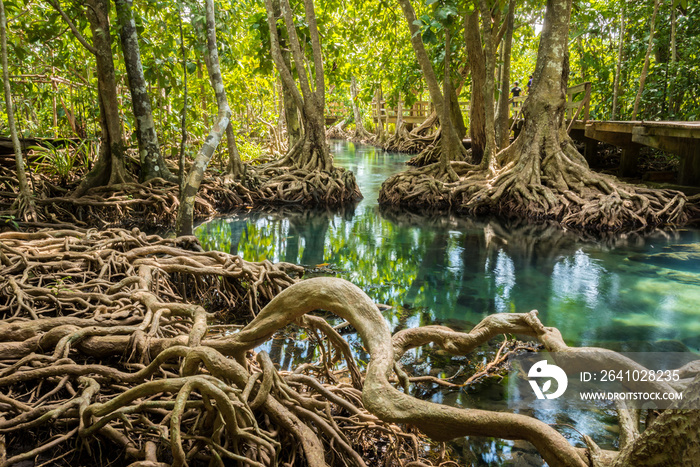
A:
[70,0,130,197]
[612,374,700,466]
[350,75,369,138]
[394,97,404,138]
[175,0,231,236]
[380,0,687,228]
[271,0,301,147]
[0,0,35,220]
[177,1,188,192]
[611,5,625,120]
[264,0,331,171]
[668,5,677,116]
[495,0,515,149]
[501,0,571,167]
[396,0,462,159]
[465,10,486,163]
[448,84,466,140]
[115,0,175,183]
[225,122,243,177]
[441,29,458,181]
[631,0,660,120]
[477,0,498,172]
[375,87,384,141]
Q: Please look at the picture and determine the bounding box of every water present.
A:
[196,140,700,463]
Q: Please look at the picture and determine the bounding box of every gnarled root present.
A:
[0,232,431,466]
[4,227,698,467]
[246,163,362,208]
[0,171,256,231]
[380,129,691,231]
[378,161,475,210]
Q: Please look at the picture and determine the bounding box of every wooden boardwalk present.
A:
[575,121,700,186]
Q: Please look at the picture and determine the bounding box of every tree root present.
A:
[245,164,362,208]
[0,231,436,466]
[0,168,256,231]
[379,135,696,231]
[3,230,698,467]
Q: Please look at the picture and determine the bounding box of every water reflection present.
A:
[198,208,700,351]
[196,140,700,464]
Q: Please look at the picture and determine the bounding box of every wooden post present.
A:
[619,143,642,177]
[679,142,700,186]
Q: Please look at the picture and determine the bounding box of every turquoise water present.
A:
[196,140,700,463]
[197,140,700,352]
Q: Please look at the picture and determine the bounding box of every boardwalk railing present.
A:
[325,102,350,125]
[565,82,592,131]
[367,82,592,130]
[370,100,470,126]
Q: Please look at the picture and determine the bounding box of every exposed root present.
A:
[380,132,694,231]
[0,231,441,466]
[0,166,255,231]
[378,160,474,210]
[2,232,697,465]
[326,122,351,140]
[245,149,362,208]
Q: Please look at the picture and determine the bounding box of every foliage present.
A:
[238,140,266,162]
[29,140,90,183]
[0,0,698,184]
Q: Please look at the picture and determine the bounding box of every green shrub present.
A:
[237,141,265,162]
[30,140,90,183]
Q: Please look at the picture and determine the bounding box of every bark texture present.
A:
[350,75,371,139]
[225,122,244,178]
[175,0,231,236]
[115,0,175,183]
[379,0,688,232]
[0,0,35,221]
[265,0,328,171]
[271,0,302,148]
[397,0,465,166]
[70,0,130,197]
[495,0,516,149]
[251,0,360,207]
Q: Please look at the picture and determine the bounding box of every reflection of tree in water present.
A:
[194,202,700,465]
[198,205,700,350]
[227,219,245,255]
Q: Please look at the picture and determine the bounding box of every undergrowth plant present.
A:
[30,139,91,184]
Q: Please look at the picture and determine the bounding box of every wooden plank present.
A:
[633,122,700,140]
[632,128,687,153]
[567,82,589,94]
[584,123,635,145]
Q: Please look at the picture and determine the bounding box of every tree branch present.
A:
[46,0,98,56]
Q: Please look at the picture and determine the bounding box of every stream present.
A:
[196,140,700,465]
